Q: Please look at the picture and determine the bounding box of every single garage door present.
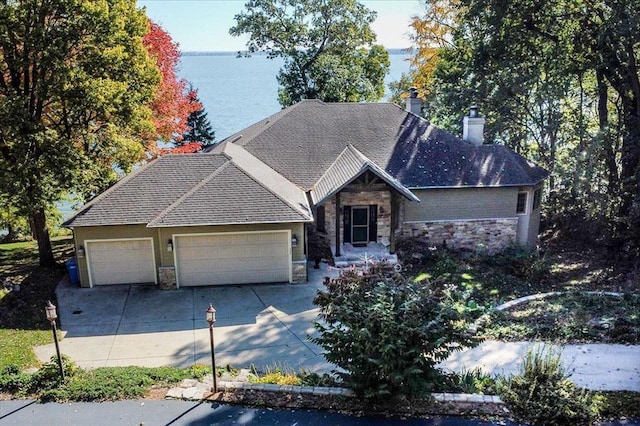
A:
[175,232,290,286]
[86,239,156,286]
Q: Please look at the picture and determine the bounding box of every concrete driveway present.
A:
[35,264,640,391]
[35,265,339,373]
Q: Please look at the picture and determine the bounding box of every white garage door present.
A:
[87,239,156,286]
[175,232,290,286]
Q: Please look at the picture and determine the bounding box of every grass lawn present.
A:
[0,236,73,369]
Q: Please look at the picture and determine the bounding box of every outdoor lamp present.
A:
[291,234,298,248]
[167,239,173,252]
[77,245,85,259]
[206,304,218,393]
[469,105,479,118]
[206,304,216,325]
[45,300,57,323]
[45,301,65,381]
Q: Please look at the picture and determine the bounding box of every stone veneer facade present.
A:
[158,266,176,290]
[323,188,392,246]
[402,218,518,254]
[292,260,307,283]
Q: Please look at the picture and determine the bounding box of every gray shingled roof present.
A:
[311,145,420,205]
[148,162,311,227]
[65,153,312,228]
[64,155,228,227]
[219,142,312,220]
[68,100,548,229]
[217,100,548,189]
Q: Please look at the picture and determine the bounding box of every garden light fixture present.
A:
[45,301,65,381]
[206,303,217,393]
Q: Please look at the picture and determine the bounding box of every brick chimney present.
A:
[405,87,422,116]
[462,105,485,146]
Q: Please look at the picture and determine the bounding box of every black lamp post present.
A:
[45,301,65,381]
[206,304,217,393]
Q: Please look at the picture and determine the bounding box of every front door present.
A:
[351,206,369,246]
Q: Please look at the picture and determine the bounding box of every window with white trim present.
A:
[516,192,528,214]
[532,188,542,210]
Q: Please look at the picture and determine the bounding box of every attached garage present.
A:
[86,239,157,286]
[174,231,291,287]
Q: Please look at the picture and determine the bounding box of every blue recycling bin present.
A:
[66,258,79,285]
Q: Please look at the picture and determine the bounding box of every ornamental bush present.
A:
[497,346,603,425]
[311,263,479,399]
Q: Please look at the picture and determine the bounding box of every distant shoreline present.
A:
[182,48,411,57]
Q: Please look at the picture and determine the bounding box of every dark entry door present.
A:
[351,206,369,246]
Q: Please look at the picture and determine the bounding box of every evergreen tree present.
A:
[179,95,215,148]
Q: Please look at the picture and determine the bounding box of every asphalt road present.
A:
[2,400,639,426]
[0,399,526,426]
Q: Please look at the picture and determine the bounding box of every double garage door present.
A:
[175,232,291,286]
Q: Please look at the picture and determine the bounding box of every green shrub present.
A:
[312,263,479,399]
[0,364,31,394]
[487,245,548,281]
[253,371,302,386]
[297,370,338,387]
[497,347,603,425]
[30,355,78,391]
[440,368,496,394]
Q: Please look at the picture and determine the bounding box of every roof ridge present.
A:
[499,146,531,184]
[310,145,358,191]
[223,143,312,220]
[345,145,420,202]
[227,162,313,221]
[63,156,170,227]
[147,159,232,226]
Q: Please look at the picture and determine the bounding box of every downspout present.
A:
[335,192,341,257]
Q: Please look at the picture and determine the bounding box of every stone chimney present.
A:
[405,87,422,116]
[462,105,485,146]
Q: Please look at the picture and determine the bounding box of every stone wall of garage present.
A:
[402,218,518,254]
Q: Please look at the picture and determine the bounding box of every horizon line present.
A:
[182,47,412,55]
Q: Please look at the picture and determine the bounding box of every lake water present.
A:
[48,52,410,221]
[179,52,411,140]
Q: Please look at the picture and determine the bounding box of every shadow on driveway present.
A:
[34,264,338,372]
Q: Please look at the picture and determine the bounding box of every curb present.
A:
[166,379,504,406]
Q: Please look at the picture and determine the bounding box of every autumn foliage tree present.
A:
[0,0,159,266]
[143,20,202,153]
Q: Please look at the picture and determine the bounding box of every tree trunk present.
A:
[31,207,56,267]
[4,224,17,243]
[614,95,640,253]
[597,70,619,196]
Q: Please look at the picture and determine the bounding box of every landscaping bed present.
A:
[482,292,640,344]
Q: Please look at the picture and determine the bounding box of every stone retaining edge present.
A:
[168,379,504,404]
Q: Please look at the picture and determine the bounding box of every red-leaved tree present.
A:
[143,20,202,154]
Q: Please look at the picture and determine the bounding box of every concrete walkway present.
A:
[35,264,640,391]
